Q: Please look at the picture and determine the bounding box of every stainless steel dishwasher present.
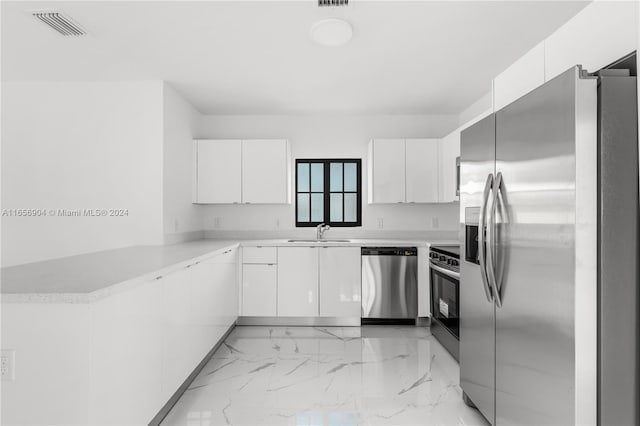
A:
[361,247,418,320]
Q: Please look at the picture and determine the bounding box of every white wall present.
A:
[162,83,203,242]
[196,114,460,233]
[1,82,164,267]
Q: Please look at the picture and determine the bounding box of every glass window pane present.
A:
[344,194,357,222]
[344,163,357,192]
[297,194,309,222]
[297,163,309,192]
[311,163,324,192]
[311,194,324,222]
[330,163,343,192]
[330,193,343,222]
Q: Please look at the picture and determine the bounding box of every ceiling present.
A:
[1,1,590,115]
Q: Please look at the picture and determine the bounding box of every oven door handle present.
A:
[429,261,460,280]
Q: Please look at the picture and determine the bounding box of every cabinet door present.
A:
[202,249,238,340]
[493,42,545,111]
[162,267,199,396]
[406,139,439,203]
[277,247,319,317]
[195,140,241,204]
[319,247,361,317]
[242,139,290,204]
[242,264,277,316]
[369,139,406,203]
[544,1,637,82]
[438,133,461,203]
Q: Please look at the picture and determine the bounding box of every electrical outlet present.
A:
[431,217,439,229]
[1,350,15,381]
[377,218,384,229]
[214,217,221,229]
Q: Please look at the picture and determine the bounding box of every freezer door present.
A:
[494,66,597,425]
[459,113,496,424]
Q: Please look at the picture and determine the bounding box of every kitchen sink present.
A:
[287,239,352,243]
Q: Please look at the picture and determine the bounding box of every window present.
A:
[296,159,362,227]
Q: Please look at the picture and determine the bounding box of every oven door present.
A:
[429,262,460,339]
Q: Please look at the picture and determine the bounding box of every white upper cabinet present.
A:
[277,247,319,317]
[406,138,439,203]
[193,139,291,204]
[369,138,440,204]
[545,1,637,81]
[369,138,406,203]
[242,139,291,204]
[493,41,545,111]
[319,247,361,317]
[438,133,460,203]
[194,140,241,204]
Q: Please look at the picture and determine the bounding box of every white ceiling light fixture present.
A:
[310,18,353,47]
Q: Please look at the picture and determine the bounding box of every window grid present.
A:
[295,159,362,227]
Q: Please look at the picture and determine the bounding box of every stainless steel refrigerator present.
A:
[459,65,638,425]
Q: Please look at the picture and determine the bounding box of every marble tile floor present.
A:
[161,326,490,426]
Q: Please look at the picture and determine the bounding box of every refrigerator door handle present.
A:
[477,173,494,302]
[494,171,508,301]
[487,172,503,307]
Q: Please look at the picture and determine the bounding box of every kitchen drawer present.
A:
[242,246,277,264]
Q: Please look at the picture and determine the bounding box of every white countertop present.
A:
[240,238,455,247]
[1,238,457,303]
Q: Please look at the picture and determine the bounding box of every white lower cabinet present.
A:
[240,245,363,320]
[199,249,238,346]
[242,264,277,316]
[277,247,319,316]
[319,247,361,317]
[162,267,198,400]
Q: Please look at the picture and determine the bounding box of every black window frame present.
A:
[295,158,362,227]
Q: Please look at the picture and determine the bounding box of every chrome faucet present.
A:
[316,223,330,240]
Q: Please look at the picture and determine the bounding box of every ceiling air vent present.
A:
[31,10,86,36]
[318,0,348,7]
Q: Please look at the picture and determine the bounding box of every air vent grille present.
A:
[318,0,348,7]
[32,11,86,36]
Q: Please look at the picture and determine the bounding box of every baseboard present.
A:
[237,316,361,327]
[148,322,236,426]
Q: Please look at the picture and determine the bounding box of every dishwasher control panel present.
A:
[361,247,417,256]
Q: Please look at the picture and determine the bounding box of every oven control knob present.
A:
[430,253,439,259]
[439,255,446,261]
[450,259,459,266]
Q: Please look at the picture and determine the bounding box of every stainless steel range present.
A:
[428,245,460,360]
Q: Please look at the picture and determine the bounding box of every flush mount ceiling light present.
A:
[310,18,353,47]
